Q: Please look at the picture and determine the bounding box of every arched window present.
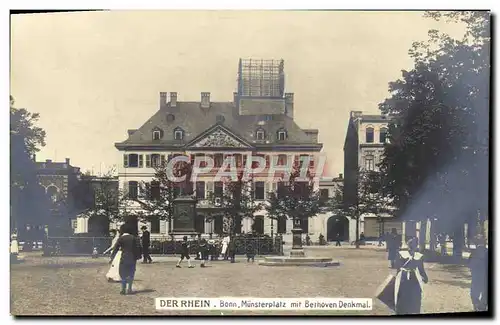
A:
[174,127,184,140]
[46,185,59,203]
[379,127,388,143]
[365,127,374,143]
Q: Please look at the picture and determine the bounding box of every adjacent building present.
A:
[114,59,325,240]
[342,111,401,241]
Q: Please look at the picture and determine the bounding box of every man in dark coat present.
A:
[469,235,488,311]
[141,226,152,264]
[387,228,401,268]
[110,224,142,295]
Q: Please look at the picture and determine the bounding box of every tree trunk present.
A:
[355,216,360,249]
[429,220,436,252]
[452,224,464,259]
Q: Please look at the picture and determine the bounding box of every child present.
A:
[176,236,194,268]
[199,238,209,268]
[246,241,255,263]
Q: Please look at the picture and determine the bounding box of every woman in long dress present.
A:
[221,234,230,260]
[394,237,429,315]
[104,229,121,282]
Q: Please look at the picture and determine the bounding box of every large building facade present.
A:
[114,59,326,241]
[342,111,401,241]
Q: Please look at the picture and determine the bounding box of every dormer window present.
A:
[174,127,184,140]
[256,129,265,141]
[152,127,163,141]
[277,129,287,141]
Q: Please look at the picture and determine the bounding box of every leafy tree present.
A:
[135,156,193,232]
[10,96,51,235]
[378,12,489,255]
[332,169,394,248]
[265,164,321,239]
[208,171,262,236]
[77,169,121,235]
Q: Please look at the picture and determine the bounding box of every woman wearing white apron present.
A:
[221,234,230,260]
[104,229,121,282]
[10,233,19,255]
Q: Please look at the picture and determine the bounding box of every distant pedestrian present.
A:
[208,239,216,260]
[394,237,429,315]
[221,234,230,260]
[335,233,341,247]
[141,226,152,264]
[176,236,194,268]
[199,238,209,268]
[10,233,19,256]
[469,235,488,311]
[104,229,122,282]
[387,228,401,269]
[110,224,142,295]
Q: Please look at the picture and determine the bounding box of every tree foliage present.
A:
[332,169,394,247]
[10,96,51,234]
[265,164,321,230]
[378,11,489,224]
[207,171,262,235]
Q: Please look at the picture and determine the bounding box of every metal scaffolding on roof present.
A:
[237,59,285,98]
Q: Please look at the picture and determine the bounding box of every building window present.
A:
[277,130,287,141]
[366,127,374,143]
[277,154,287,166]
[151,154,161,168]
[277,182,286,199]
[151,181,161,200]
[277,216,287,234]
[196,181,205,199]
[153,130,161,140]
[124,153,140,168]
[254,182,265,200]
[320,189,329,201]
[214,215,223,234]
[195,215,205,234]
[149,216,160,233]
[128,181,138,199]
[301,218,309,233]
[252,216,265,235]
[256,129,265,140]
[364,155,375,171]
[380,127,388,143]
[214,181,223,198]
[174,128,184,140]
[214,154,223,168]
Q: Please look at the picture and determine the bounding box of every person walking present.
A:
[469,235,488,311]
[335,233,342,247]
[228,235,236,263]
[199,238,209,268]
[246,233,255,263]
[387,228,401,269]
[394,237,429,315]
[141,226,153,264]
[176,236,194,268]
[221,234,230,260]
[109,224,142,295]
[104,229,122,282]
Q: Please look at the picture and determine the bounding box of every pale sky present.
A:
[10,11,466,176]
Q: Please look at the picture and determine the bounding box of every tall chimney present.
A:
[170,92,177,107]
[160,92,167,108]
[285,93,294,119]
[233,92,238,107]
[65,158,70,165]
[201,92,210,109]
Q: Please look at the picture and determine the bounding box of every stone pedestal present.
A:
[260,218,339,267]
[170,196,197,236]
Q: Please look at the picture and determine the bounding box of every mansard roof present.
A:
[115,101,322,151]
